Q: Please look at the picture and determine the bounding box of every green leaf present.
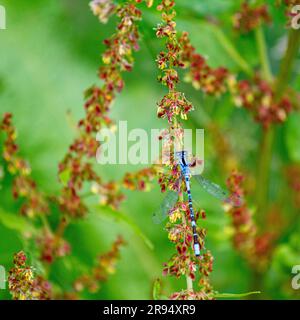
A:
[176,0,235,16]
[286,114,300,162]
[0,208,37,234]
[91,205,154,250]
[214,291,261,299]
[152,278,162,300]
[58,168,71,187]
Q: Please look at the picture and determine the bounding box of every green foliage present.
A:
[152,278,162,300]
[214,291,261,299]
[286,114,300,162]
[0,0,300,300]
[0,209,37,234]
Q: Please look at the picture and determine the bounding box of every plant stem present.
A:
[274,29,300,98]
[253,29,300,294]
[176,7,253,77]
[255,29,300,225]
[40,214,51,232]
[212,26,254,77]
[186,275,194,292]
[252,30,300,298]
[179,193,194,293]
[214,291,261,299]
[55,216,68,238]
[255,26,273,81]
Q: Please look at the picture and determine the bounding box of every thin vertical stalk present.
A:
[174,8,254,76]
[255,29,300,225]
[254,26,273,225]
[274,29,300,98]
[255,26,273,82]
[253,30,300,294]
[212,25,254,77]
[179,193,194,293]
[186,275,194,292]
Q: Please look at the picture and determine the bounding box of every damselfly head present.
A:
[175,150,188,162]
[174,151,204,176]
[174,150,189,173]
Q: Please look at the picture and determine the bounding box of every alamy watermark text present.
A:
[0,5,6,30]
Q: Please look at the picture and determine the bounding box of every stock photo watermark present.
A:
[291,265,300,290]
[0,265,6,289]
[0,5,6,30]
[96,121,204,174]
[291,5,300,29]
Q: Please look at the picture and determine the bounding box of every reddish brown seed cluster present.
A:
[155,0,194,123]
[58,158,103,217]
[155,0,295,131]
[1,114,72,265]
[3,2,146,299]
[58,2,142,218]
[73,236,125,293]
[8,251,52,300]
[36,227,71,264]
[123,167,157,191]
[253,232,275,264]
[179,32,229,96]
[0,113,49,218]
[162,198,213,295]
[169,288,214,300]
[4,2,146,300]
[89,0,116,23]
[157,161,181,193]
[226,171,277,271]
[233,1,271,33]
[155,0,215,299]
[168,251,214,300]
[226,171,257,254]
[167,249,214,300]
[229,75,294,129]
[157,92,193,122]
[177,34,297,129]
[93,181,126,209]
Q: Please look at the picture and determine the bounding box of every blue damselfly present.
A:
[153,150,242,257]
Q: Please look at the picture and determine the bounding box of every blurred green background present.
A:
[0,0,300,299]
